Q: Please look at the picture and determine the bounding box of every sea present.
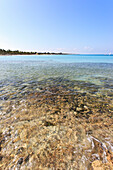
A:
[0,54,113,99]
[0,54,113,169]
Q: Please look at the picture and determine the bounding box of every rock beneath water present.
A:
[20,129,28,141]
[25,155,29,163]
[91,160,113,170]
[36,88,43,92]
[17,157,23,165]
[0,155,3,161]
[0,81,113,169]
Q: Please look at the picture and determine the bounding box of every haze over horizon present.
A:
[0,0,113,54]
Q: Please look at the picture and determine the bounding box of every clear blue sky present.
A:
[0,0,113,54]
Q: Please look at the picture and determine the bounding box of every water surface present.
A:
[0,54,113,169]
[0,54,113,98]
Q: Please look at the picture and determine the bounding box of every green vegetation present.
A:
[0,49,36,55]
[36,52,65,55]
[0,49,68,55]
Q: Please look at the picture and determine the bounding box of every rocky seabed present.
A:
[0,79,113,169]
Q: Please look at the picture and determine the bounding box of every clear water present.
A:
[0,54,113,98]
[0,54,113,169]
[0,54,113,63]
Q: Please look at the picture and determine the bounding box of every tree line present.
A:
[0,48,67,55]
[0,49,37,55]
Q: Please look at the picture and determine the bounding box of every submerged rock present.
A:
[0,79,113,169]
[17,157,23,165]
[91,160,113,170]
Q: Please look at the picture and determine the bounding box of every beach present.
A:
[0,54,113,169]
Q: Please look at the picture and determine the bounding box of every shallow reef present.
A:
[0,78,113,169]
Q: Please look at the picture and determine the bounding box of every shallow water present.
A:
[0,54,113,99]
[0,54,113,169]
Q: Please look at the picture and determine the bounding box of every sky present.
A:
[0,0,113,54]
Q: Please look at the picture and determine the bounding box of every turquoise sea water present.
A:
[0,54,113,99]
[0,54,113,63]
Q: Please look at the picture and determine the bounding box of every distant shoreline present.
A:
[0,49,69,56]
[0,53,69,56]
[0,53,113,56]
